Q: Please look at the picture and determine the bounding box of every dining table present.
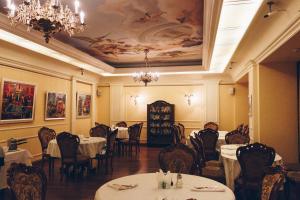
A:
[220,144,283,190]
[0,147,33,189]
[94,173,235,200]
[46,136,106,158]
[111,127,129,139]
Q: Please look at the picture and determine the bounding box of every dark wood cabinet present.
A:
[147,100,175,147]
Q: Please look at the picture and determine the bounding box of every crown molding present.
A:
[0,56,72,80]
[231,13,300,82]
[202,0,223,70]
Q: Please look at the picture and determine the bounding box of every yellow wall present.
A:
[219,84,235,131]
[258,62,298,162]
[0,40,99,160]
[235,83,249,126]
[96,86,110,125]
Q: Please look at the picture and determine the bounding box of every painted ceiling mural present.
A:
[1,0,204,68]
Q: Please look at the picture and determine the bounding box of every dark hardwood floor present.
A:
[1,146,161,200]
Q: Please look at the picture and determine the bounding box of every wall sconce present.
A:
[185,94,194,106]
[130,95,139,105]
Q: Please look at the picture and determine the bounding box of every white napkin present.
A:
[192,186,225,192]
[108,183,138,190]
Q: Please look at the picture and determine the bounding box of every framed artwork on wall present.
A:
[0,79,36,123]
[76,93,91,118]
[45,92,67,120]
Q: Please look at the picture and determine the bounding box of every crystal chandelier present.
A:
[133,49,159,86]
[5,0,86,43]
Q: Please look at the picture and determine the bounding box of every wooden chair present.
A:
[158,143,195,174]
[178,123,186,143]
[116,121,127,127]
[119,123,143,156]
[261,166,285,200]
[204,122,219,131]
[235,143,276,200]
[96,129,118,173]
[7,163,47,200]
[38,126,56,176]
[171,125,181,144]
[89,124,110,138]
[190,136,225,182]
[225,130,250,144]
[197,128,219,161]
[236,123,244,133]
[56,132,90,181]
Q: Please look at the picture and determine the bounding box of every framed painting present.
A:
[45,92,67,120]
[0,79,36,123]
[76,93,91,118]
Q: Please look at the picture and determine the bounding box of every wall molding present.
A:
[0,57,71,80]
[0,134,39,144]
[0,122,68,132]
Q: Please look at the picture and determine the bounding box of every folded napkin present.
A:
[108,183,138,191]
[191,186,225,192]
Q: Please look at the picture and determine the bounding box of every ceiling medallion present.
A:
[133,49,159,86]
[5,0,86,43]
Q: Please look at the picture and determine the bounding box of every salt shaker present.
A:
[176,173,183,188]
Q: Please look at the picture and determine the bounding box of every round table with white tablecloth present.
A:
[220,144,282,190]
[46,137,106,158]
[0,147,33,189]
[112,127,129,139]
[94,173,235,200]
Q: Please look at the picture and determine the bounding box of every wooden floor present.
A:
[1,146,162,200]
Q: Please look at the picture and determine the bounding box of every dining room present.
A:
[0,0,300,200]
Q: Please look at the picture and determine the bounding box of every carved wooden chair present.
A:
[178,123,186,144]
[225,130,250,144]
[158,143,195,174]
[171,125,181,144]
[89,124,110,138]
[204,122,219,131]
[236,123,244,133]
[235,143,276,200]
[197,128,219,161]
[56,132,90,181]
[96,129,118,173]
[38,126,56,176]
[119,123,143,156]
[261,166,285,200]
[7,163,47,200]
[116,121,127,127]
[190,136,225,182]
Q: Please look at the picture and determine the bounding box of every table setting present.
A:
[94,171,235,200]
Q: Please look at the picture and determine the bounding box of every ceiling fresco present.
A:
[0,0,204,68]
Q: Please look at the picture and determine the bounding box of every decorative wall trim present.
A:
[0,134,39,144]
[0,57,71,80]
[0,123,68,132]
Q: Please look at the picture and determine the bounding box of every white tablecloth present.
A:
[94,173,235,200]
[112,127,129,139]
[220,144,282,190]
[46,137,106,158]
[0,147,33,189]
[188,130,228,149]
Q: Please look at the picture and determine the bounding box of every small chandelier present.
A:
[5,0,86,43]
[133,49,159,86]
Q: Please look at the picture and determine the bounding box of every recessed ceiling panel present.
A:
[8,0,202,68]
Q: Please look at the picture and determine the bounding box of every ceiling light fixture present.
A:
[132,49,159,86]
[5,0,86,43]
